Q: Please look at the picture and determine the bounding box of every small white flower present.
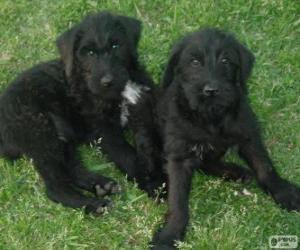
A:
[242,188,252,196]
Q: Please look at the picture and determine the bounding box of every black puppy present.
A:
[151,28,300,249]
[0,12,160,214]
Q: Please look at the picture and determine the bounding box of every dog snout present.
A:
[203,84,219,97]
[100,74,113,87]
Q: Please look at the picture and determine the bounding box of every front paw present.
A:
[271,180,300,211]
[94,181,122,197]
[150,228,177,250]
[85,199,113,215]
[151,244,176,250]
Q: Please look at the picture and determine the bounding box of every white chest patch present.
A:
[120,80,148,127]
[121,80,143,104]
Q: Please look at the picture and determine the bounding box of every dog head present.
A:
[56,11,142,99]
[163,28,254,119]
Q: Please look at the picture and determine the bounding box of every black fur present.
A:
[151,28,300,249]
[0,12,160,214]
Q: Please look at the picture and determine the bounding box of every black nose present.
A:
[101,74,113,87]
[203,85,219,96]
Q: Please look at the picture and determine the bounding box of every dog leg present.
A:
[45,179,112,214]
[49,115,122,196]
[151,157,196,249]
[129,116,167,194]
[238,138,300,211]
[96,127,157,194]
[199,162,252,183]
[125,89,167,197]
[64,144,121,197]
[71,166,121,197]
[31,148,112,214]
[131,127,167,198]
[124,85,161,173]
[16,115,113,214]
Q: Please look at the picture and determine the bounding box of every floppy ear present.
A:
[238,43,255,90]
[162,41,184,89]
[56,26,80,79]
[117,15,142,49]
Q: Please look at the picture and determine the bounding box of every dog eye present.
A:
[221,58,229,64]
[191,59,201,67]
[86,50,96,56]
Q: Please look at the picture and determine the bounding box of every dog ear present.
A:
[162,41,184,89]
[56,26,80,79]
[238,43,255,89]
[117,15,142,48]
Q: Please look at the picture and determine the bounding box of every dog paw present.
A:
[85,199,113,215]
[151,244,176,250]
[150,228,177,250]
[94,181,122,197]
[271,180,300,211]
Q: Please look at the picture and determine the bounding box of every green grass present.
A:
[0,0,300,249]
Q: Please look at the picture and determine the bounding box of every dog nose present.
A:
[100,74,113,87]
[203,85,219,96]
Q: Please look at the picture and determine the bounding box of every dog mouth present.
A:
[207,103,226,116]
[192,95,229,117]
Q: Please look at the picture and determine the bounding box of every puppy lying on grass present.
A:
[0,11,162,214]
[151,28,300,249]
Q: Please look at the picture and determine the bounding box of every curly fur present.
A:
[151,28,300,249]
[0,12,161,213]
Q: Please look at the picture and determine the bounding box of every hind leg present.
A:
[0,136,21,160]
[200,161,253,183]
[8,113,113,213]
[43,170,112,214]
[29,139,113,214]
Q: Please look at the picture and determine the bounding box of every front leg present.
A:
[123,83,162,173]
[151,157,197,249]
[125,87,167,196]
[95,126,140,178]
[94,126,156,196]
[129,121,166,197]
[239,138,300,211]
[132,127,167,198]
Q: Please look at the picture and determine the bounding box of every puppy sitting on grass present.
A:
[151,28,300,249]
[0,12,162,214]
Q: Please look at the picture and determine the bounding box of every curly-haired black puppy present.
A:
[151,28,300,249]
[0,12,160,214]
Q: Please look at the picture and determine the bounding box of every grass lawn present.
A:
[0,0,299,249]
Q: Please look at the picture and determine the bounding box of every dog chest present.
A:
[187,132,233,160]
[190,142,215,160]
